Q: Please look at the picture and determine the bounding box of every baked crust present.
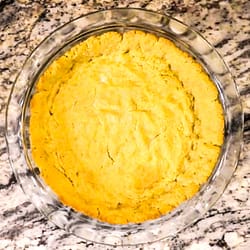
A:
[30,30,224,224]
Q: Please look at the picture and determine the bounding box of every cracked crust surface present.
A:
[30,30,224,224]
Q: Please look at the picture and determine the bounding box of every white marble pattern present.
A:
[0,0,249,249]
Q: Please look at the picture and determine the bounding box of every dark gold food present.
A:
[30,30,224,224]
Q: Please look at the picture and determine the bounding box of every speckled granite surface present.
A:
[0,0,249,249]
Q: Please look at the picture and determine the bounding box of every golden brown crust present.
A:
[30,30,224,224]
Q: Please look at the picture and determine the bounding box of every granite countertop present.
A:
[0,0,249,249]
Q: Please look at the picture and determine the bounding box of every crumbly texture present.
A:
[30,30,224,224]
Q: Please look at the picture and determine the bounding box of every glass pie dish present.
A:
[5,8,243,246]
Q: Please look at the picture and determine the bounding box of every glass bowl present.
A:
[5,8,243,246]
